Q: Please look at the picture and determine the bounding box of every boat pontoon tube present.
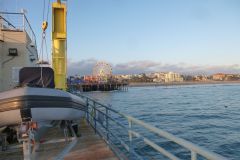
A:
[0,87,86,127]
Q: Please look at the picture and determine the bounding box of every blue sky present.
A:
[1,0,240,75]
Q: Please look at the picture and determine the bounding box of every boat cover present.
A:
[19,67,55,88]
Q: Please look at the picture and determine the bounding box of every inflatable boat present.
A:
[0,87,86,127]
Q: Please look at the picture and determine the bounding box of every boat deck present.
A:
[64,120,118,160]
[0,119,118,160]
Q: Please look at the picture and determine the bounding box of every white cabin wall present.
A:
[0,30,38,92]
[0,30,3,91]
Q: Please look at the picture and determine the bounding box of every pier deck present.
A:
[68,83,128,92]
[0,120,118,160]
[64,120,118,160]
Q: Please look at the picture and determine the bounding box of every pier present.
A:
[68,82,128,92]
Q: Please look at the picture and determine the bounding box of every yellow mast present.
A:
[52,0,67,90]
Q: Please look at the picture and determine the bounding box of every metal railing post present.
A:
[86,98,89,124]
[22,13,25,31]
[128,119,133,158]
[191,151,197,160]
[1,134,7,151]
[106,108,109,141]
[0,16,3,30]
[93,101,96,134]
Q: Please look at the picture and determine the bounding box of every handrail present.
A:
[0,16,16,29]
[128,116,227,160]
[0,12,23,15]
[72,91,228,160]
[0,12,36,47]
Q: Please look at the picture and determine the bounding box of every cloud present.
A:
[114,60,161,74]
[67,59,240,76]
[67,58,97,76]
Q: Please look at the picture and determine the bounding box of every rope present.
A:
[39,32,45,87]
[45,0,50,63]
[44,36,49,63]
[43,0,45,20]
[39,0,51,88]
[46,0,51,22]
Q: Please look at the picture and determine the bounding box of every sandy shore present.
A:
[129,81,240,87]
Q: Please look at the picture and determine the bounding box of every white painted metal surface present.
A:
[0,110,22,126]
[126,116,227,160]
[0,87,86,127]
[31,108,85,121]
[0,87,80,99]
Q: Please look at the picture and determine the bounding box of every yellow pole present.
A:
[52,1,67,90]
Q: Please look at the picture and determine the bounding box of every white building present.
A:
[152,72,166,82]
[164,72,183,82]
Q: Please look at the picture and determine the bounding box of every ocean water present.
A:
[83,84,240,159]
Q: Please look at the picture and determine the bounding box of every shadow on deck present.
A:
[0,119,118,160]
[64,120,118,160]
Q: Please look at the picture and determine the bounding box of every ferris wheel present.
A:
[93,61,112,78]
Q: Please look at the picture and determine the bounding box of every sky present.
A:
[1,0,240,75]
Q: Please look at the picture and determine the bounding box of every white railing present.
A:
[0,12,37,47]
[72,91,228,160]
[127,116,227,160]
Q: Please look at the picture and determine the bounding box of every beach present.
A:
[129,81,240,87]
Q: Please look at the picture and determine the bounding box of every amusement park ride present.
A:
[93,61,113,83]
[68,62,128,92]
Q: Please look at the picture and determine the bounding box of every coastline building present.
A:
[114,74,132,82]
[212,73,226,81]
[194,75,209,81]
[152,72,183,83]
[164,72,183,82]
[225,74,240,81]
[212,73,240,81]
[83,75,98,83]
[152,72,166,82]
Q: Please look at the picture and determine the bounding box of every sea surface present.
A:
[83,84,240,159]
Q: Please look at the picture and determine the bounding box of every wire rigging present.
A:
[40,0,50,62]
[46,0,51,22]
[39,0,51,87]
[42,0,45,21]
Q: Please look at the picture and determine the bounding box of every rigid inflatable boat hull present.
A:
[0,87,86,127]
[0,109,22,127]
